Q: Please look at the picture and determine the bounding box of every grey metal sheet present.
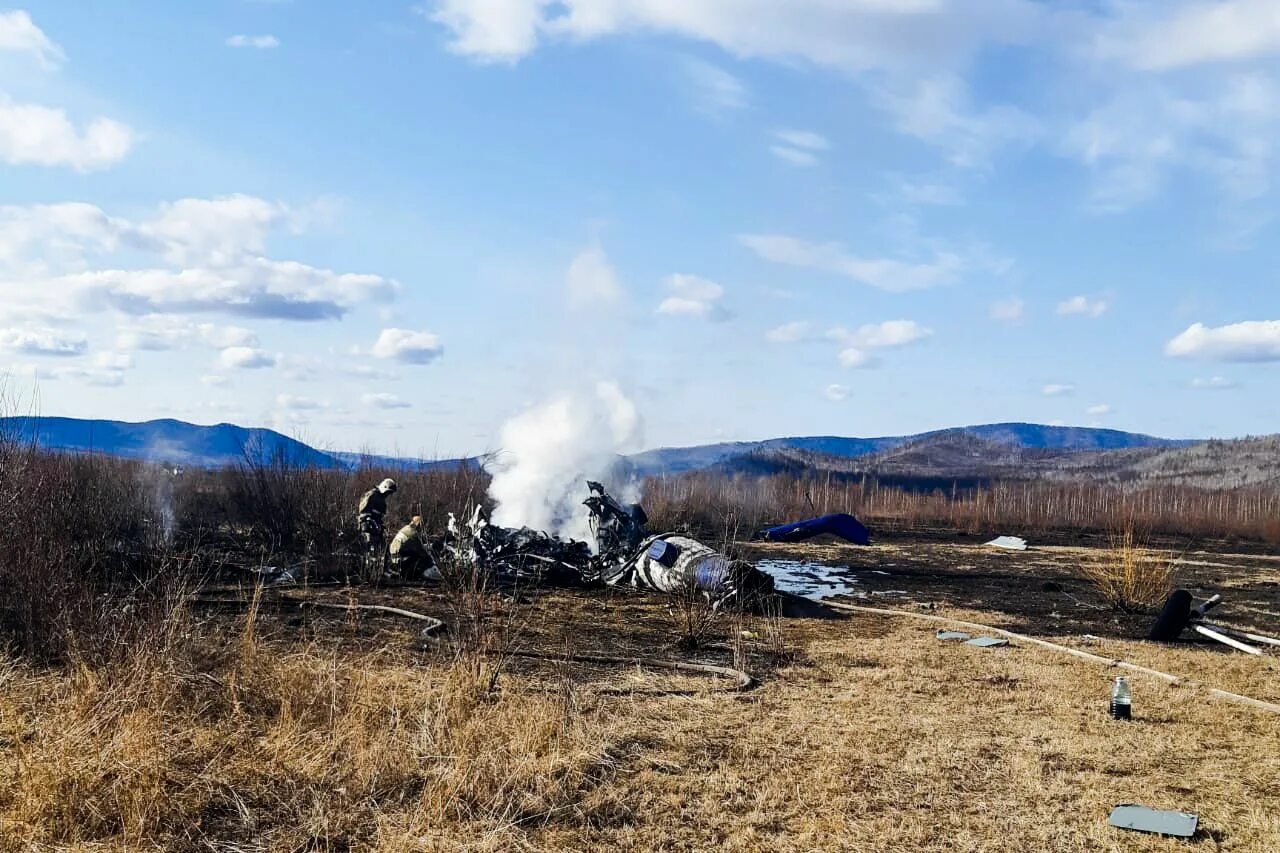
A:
[1108,804,1198,838]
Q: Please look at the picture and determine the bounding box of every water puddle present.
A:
[757,559,864,600]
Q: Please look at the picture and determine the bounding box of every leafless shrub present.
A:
[224,440,354,555]
[1080,523,1176,612]
[0,433,192,663]
[668,578,723,652]
[435,513,527,694]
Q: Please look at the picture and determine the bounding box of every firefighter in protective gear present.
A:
[389,515,435,579]
[357,478,397,550]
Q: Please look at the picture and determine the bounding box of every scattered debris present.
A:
[459,507,594,587]
[936,630,1008,648]
[756,559,861,600]
[760,513,871,546]
[1150,589,1280,655]
[1108,804,1198,838]
[822,600,1280,716]
[985,536,1028,551]
[606,532,775,606]
[250,565,298,586]
[450,481,775,608]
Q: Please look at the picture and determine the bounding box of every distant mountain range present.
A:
[626,423,1194,476]
[1,416,1200,478]
[685,430,1280,491]
[0,417,456,471]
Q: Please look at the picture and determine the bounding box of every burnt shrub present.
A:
[0,438,185,663]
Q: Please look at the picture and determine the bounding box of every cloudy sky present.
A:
[3,2,1279,456]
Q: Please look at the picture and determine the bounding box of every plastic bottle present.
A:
[1110,676,1132,720]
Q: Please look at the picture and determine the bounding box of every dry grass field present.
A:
[2,539,1277,851]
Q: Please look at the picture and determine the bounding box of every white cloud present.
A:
[421,1,1054,175]
[0,14,128,173]
[771,129,829,166]
[0,326,86,356]
[895,180,963,206]
[424,0,546,62]
[116,318,259,351]
[58,263,391,321]
[874,75,1038,168]
[828,319,932,348]
[989,296,1025,324]
[566,243,623,308]
[226,34,280,49]
[765,321,812,344]
[824,383,850,401]
[1042,383,1074,397]
[0,95,134,171]
[371,328,444,364]
[361,392,412,409]
[1056,295,1108,318]
[0,202,128,273]
[0,10,65,67]
[679,56,748,114]
[1165,320,1280,362]
[655,273,728,320]
[826,320,930,369]
[141,194,290,266]
[342,363,400,380]
[739,234,964,292]
[1188,375,1240,390]
[1086,403,1112,416]
[770,145,819,167]
[1106,0,1280,71]
[92,351,133,370]
[774,129,829,151]
[2,197,395,327]
[50,366,125,387]
[420,0,1048,73]
[201,375,229,387]
[837,347,877,369]
[219,346,277,369]
[1063,76,1280,210]
[275,394,324,410]
[278,354,325,382]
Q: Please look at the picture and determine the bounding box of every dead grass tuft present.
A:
[0,603,615,851]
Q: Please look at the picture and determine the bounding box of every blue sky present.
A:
[2,1,1279,457]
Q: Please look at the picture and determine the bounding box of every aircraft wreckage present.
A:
[447,482,778,607]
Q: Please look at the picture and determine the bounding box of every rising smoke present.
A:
[488,380,643,544]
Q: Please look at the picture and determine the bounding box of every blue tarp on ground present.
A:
[760,513,871,546]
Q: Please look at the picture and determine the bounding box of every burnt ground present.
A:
[745,539,1280,642]
[204,535,1280,695]
[115,536,1280,849]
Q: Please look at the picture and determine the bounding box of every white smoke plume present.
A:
[488,380,643,544]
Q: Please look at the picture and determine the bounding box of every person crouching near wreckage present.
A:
[357,478,397,556]
[389,515,438,580]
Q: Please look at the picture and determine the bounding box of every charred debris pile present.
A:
[451,481,778,608]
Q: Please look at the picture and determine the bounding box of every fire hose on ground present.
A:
[818,599,1280,716]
